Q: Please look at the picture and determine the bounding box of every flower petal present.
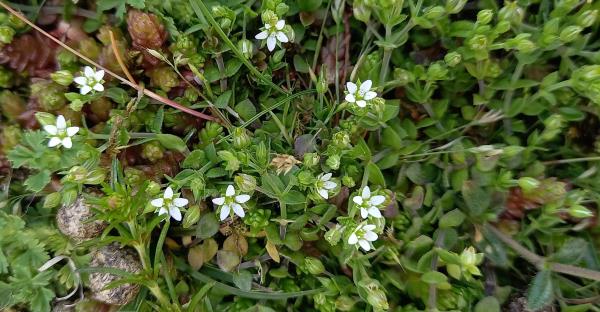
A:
[361,208,369,219]
[345,93,356,103]
[356,100,367,107]
[61,137,73,149]
[174,198,188,207]
[358,239,371,251]
[164,187,174,199]
[324,181,337,190]
[158,207,168,216]
[266,36,277,51]
[364,91,377,100]
[368,207,382,218]
[369,195,386,206]
[56,115,66,130]
[80,85,92,95]
[318,188,329,199]
[73,76,87,86]
[362,186,371,199]
[265,23,271,30]
[352,196,363,205]
[226,185,235,197]
[364,231,378,241]
[255,30,268,40]
[232,203,245,218]
[321,173,332,181]
[94,70,105,81]
[235,194,250,204]
[48,137,61,147]
[359,80,372,94]
[66,127,79,137]
[151,198,164,208]
[276,20,285,30]
[93,83,104,92]
[348,233,358,245]
[276,31,288,43]
[84,66,94,78]
[43,125,58,135]
[220,205,230,221]
[169,207,182,221]
[363,224,376,231]
[212,197,225,205]
[346,82,357,94]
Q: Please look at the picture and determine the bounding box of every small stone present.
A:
[89,243,142,305]
[56,196,107,241]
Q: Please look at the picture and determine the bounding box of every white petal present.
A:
[276,32,288,43]
[364,91,377,100]
[361,208,369,219]
[318,188,329,199]
[93,83,104,92]
[324,181,337,190]
[266,36,277,51]
[363,224,376,231]
[84,66,95,78]
[151,198,164,208]
[226,185,235,197]
[164,187,174,199]
[169,207,182,221]
[43,125,58,135]
[66,127,79,137]
[94,69,105,81]
[368,207,382,218]
[212,197,225,205]
[346,82,357,94]
[358,239,371,251]
[275,20,285,30]
[359,80,372,94]
[352,196,363,205]
[61,137,73,149]
[219,205,230,221]
[232,203,245,218]
[362,186,371,199]
[158,207,168,216]
[56,115,66,130]
[364,231,378,241]
[265,23,271,30]
[321,173,332,181]
[174,198,188,207]
[356,100,367,107]
[255,30,268,40]
[73,76,87,86]
[345,93,356,103]
[80,85,92,95]
[348,233,358,245]
[48,137,61,147]
[369,195,386,206]
[235,194,250,204]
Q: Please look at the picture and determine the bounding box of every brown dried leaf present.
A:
[265,240,280,263]
[223,234,248,256]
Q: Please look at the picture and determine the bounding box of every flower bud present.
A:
[568,205,593,218]
[393,68,414,86]
[51,70,74,86]
[544,114,563,129]
[324,225,342,245]
[559,25,582,43]
[316,74,328,95]
[468,34,488,50]
[43,192,62,209]
[303,152,320,168]
[297,170,315,185]
[326,154,340,170]
[518,177,540,193]
[498,1,524,24]
[359,279,389,310]
[444,52,462,67]
[477,9,494,24]
[261,10,278,25]
[182,205,201,228]
[424,6,446,20]
[495,20,511,34]
[255,141,268,165]
[235,173,257,193]
[445,0,467,14]
[332,131,350,148]
[238,39,254,58]
[427,62,449,80]
[146,181,161,196]
[335,296,356,311]
[342,175,356,188]
[65,166,89,182]
[304,257,325,275]
[84,168,107,185]
[577,10,598,28]
[0,26,15,44]
[232,128,251,149]
[353,0,371,23]
[516,39,536,53]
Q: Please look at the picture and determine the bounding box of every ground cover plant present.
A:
[1,0,600,311]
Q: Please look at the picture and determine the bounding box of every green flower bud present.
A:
[175,35,196,55]
[424,6,446,19]
[445,0,467,14]
[518,177,540,193]
[544,114,563,129]
[235,173,257,193]
[31,81,67,111]
[297,170,315,185]
[57,50,78,70]
[303,152,320,168]
[141,141,164,163]
[577,10,598,28]
[498,1,524,24]
[444,52,462,67]
[316,73,328,95]
[0,26,15,44]
[559,25,582,43]
[324,225,342,245]
[146,181,161,195]
[65,166,89,183]
[255,141,268,166]
[332,131,350,148]
[495,20,511,34]
[477,9,494,24]
[326,154,340,170]
[427,62,449,80]
[468,35,488,50]
[516,39,536,53]
[335,296,356,311]
[304,257,325,275]
[342,175,356,188]
[261,10,278,25]
[51,70,74,86]
[353,0,372,23]
[359,279,389,311]
[84,169,107,185]
[7,14,25,29]
[43,192,62,209]
[238,39,254,58]
[124,167,144,186]
[393,68,414,86]
[275,3,289,17]
[182,205,201,228]
[568,205,593,218]
[232,128,251,149]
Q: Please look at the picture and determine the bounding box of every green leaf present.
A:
[206,167,227,178]
[293,55,310,73]
[29,286,54,312]
[527,270,554,311]
[182,150,207,169]
[215,90,233,109]
[461,180,490,216]
[232,270,253,291]
[105,87,131,105]
[474,296,500,312]
[367,162,385,187]
[421,271,447,284]
[156,134,187,152]
[281,190,306,205]
[196,213,219,239]
[24,170,51,192]
[439,209,466,228]
[235,99,257,121]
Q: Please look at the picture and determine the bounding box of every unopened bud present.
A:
[518,177,540,193]
[424,6,446,19]
[326,154,341,170]
[238,39,254,59]
[304,257,325,275]
[559,26,582,43]
[577,10,598,28]
[0,26,15,44]
[445,0,467,14]
[303,153,320,168]
[51,70,74,86]
[477,9,494,24]
[444,51,462,67]
[235,173,257,193]
[232,127,251,149]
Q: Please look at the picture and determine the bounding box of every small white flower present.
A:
[212,185,251,221]
[43,115,79,149]
[353,186,385,219]
[255,19,289,52]
[316,173,337,199]
[73,66,105,95]
[348,223,378,252]
[345,80,377,108]
[151,186,188,221]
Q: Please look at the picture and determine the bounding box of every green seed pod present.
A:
[477,9,494,24]
[424,6,446,19]
[559,25,582,43]
[342,175,356,188]
[498,1,524,24]
[444,51,462,67]
[577,10,598,28]
[393,68,414,86]
[568,205,593,218]
[50,70,74,86]
[335,295,356,311]
[238,39,254,59]
[445,0,467,14]
[517,177,540,193]
[232,127,251,149]
[304,257,325,275]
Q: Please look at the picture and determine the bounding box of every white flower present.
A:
[255,19,289,52]
[348,223,378,252]
[353,186,385,219]
[316,173,337,199]
[43,115,79,149]
[212,185,251,221]
[345,80,377,108]
[151,186,188,221]
[73,66,105,95]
